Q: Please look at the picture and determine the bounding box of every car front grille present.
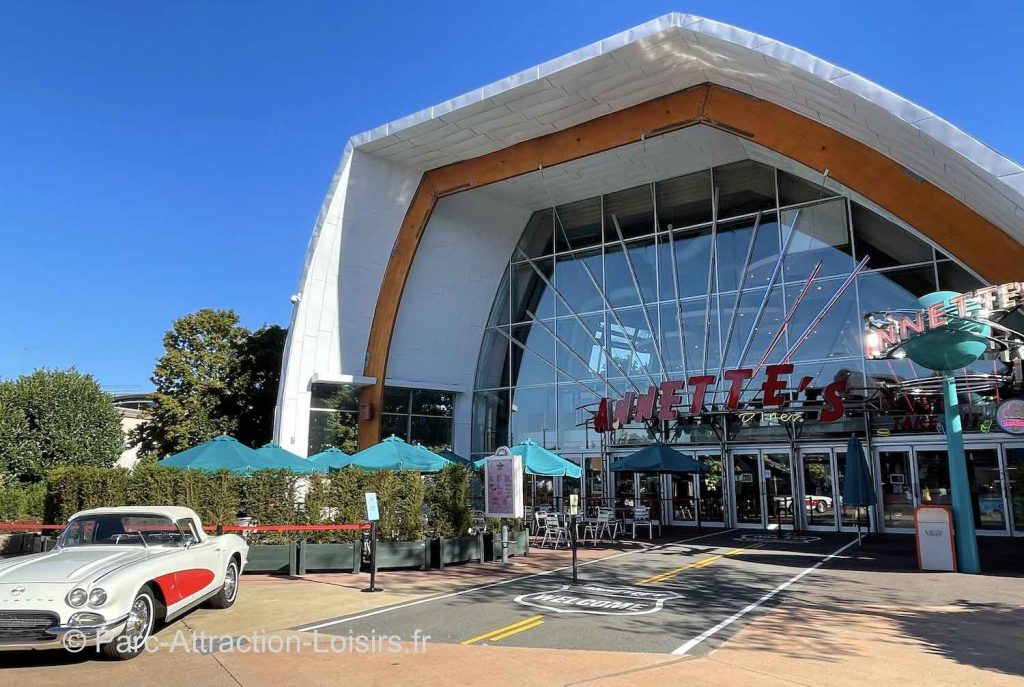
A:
[0,611,59,643]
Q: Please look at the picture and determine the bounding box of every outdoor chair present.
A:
[592,508,619,544]
[539,515,568,549]
[632,505,661,540]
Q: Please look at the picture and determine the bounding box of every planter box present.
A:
[299,542,359,574]
[244,543,296,575]
[439,535,481,567]
[374,540,428,571]
[490,529,530,560]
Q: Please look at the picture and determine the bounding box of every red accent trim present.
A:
[154,569,215,605]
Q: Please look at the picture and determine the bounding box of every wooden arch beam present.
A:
[357,82,1024,447]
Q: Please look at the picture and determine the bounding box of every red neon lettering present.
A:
[761,364,793,407]
[688,375,716,414]
[820,379,847,422]
[658,380,685,421]
[927,302,948,329]
[633,386,658,423]
[613,393,634,427]
[723,369,753,410]
[878,325,899,347]
[899,313,925,340]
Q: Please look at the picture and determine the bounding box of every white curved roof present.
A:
[349,12,1023,238]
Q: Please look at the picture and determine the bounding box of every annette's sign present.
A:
[607,364,848,427]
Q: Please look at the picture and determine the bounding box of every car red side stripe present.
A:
[153,569,216,605]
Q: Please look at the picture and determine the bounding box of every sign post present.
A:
[483,447,524,519]
[568,494,579,584]
[362,492,382,593]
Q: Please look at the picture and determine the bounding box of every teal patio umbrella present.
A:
[255,442,315,474]
[842,435,878,544]
[609,443,710,474]
[348,436,453,472]
[473,439,582,478]
[308,447,352,473]
[159,435,277,474]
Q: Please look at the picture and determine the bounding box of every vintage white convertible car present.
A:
[0,506,248,659]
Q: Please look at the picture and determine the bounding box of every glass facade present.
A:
[473,160,997,458]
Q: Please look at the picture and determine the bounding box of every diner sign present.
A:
[607,364,848,427]
[864,282,1023,359]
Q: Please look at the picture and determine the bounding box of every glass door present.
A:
[613,469,635,523]
[669,473,697,525]
[583,454,605,518]
[966,448,1008,534]
[1005,447,1024,536]
[698,453,726,526]
[915,450,952,507]
[802,450,838,530]
[732,452,763,527]
[876,448,915,532]
[763,451,794,530]
[637,472,662,523]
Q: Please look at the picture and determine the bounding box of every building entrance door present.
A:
[1005,447,1024,537]
[729,449,795,530]
[665,451,725,527]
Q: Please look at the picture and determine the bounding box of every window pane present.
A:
[555,249,603,316]
[851,203,933,268]
[554,197,602,252]
[381,414,407,441]
[410,416,452,449]
[714,160,776,218]
[511,323,556,387]
[485,263,510,327]
[383,387,410,414]
[721,287,786,369]
[310,383,360,412]
[516,209,554,259]
[558,383,602,450]
[787,281,860,362]
[556,314,606,383]
[937,261,982,293]
[475,327,511,389]
[411,390,453,416]
[605,238,658,309]
[658,298,721,375]
[658,226,713,300]
[511,386,556,446]
[512,258,555,322]
[857,267,937,316]
[604,184,654,242]
[777,169,836,206]
[607,307,662,380]
[473,390,509,453]
[656,170,712,229]
[715,213,781,293]
[783,198,853,282]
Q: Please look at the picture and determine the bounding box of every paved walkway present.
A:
[1,533,1021,686]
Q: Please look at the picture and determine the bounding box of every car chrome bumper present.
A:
[0,615,128,651]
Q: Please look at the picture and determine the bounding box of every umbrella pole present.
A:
[856,506,862,546]
[695,474,703,533]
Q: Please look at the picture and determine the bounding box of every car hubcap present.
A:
[125,596,151,647]
[224,565,237,601]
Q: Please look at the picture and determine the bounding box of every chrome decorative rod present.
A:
[526,310,624,398]
[665,225,690,386]
[550,219,660,389]
[610,213,668,379]
[491,326,602,400]
[516,248,641,392]
[735,209,802,369]
[701,187,720,376]
[751,260,823,376]
[780,255,871,364]
[720,211,764,368]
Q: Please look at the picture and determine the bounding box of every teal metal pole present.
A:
[942,373,980,573]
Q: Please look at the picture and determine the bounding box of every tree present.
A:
[0,369,123,481]
[131,309,287,458]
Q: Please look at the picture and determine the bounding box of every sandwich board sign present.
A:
[484,447,524,519]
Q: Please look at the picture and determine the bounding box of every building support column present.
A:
[943,373,980,573]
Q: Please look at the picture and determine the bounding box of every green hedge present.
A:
[40,465,427,544]
[425,464,472,538]
[0,481,46,521]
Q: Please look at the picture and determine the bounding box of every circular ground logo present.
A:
[514,583,682,616]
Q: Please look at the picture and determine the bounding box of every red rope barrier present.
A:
[0,523,64,531]
[0,523,370,533]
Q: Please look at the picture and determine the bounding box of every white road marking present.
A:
[296,529,736,632]
[670,537,858,655]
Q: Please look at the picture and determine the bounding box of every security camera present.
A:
[290,293,302,304]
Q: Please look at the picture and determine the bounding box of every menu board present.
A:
[484,447,524,518]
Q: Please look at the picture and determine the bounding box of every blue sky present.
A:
[1,2,1021,392]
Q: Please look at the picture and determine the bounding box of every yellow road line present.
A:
[488,618,544,641]
[460,614,545,645]
[636,543,764,585]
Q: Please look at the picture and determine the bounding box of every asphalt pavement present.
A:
[296,529,858,656]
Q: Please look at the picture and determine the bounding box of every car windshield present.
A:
[58,514,183,548]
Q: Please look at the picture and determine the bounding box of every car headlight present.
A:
[88,588,107,607]
[68,612,105,627]
[66,588,88,608]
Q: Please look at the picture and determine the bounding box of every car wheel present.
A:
[816,501,827,514]
[100,588,155,660]
[206,559,239,609]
